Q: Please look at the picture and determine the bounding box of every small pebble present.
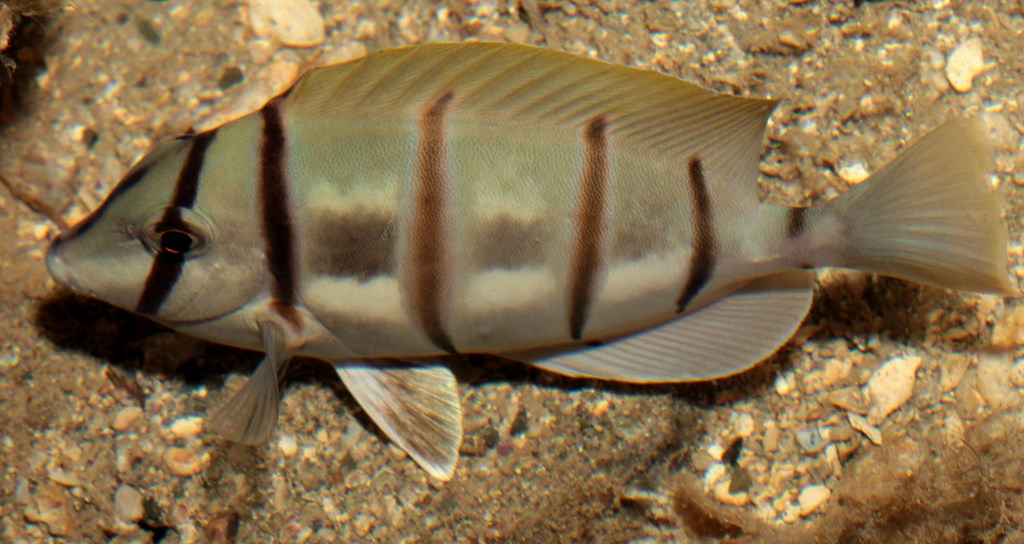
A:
[774,373,794,396]
[503,22,531,43]
[733,413,755,438]
[114,484,144,523]
[690,450,714,472]
[866,355,921,425]
[797,484,831,516]
[796,426,829,454]
[204,510,241,543]
[703,462,728,488]
[278,434,298,457]
[827,386,868,414]
[762,421,780,453]
[48,467,83,488]
[824,443,842,476]
[247,0,326,47]
[991,305,1024,350]
[112,406,143,432]
[163,446,209,477]
[25,482,77,537]
[712,480,749,506]
[848,412,882,445]
[778,28,805,49]
[938,353,971,393]
[976,351,1017,408]
[946,38,985,92]
[168,416,203,440]
[781,502,801,523]
[837,161,870,184]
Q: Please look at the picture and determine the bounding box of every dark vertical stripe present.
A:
[675,157,717,313]
[136,131,217,315]
[259,102,300,327]
[408,91,458,354]
[786,207,806,239]
[568,116,609,340]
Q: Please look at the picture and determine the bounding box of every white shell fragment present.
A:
[837,160,870,184]
[866,355,921,425]
[848,412,883,445]
[112,406,143,432]
[774,373,795,396]
[278,434,299,456]
[976,351,1017,409]
[163,446,209,477]
[946,38,985,93]
[797,484,831,516]
[247,0,327,47]
[168,416,204,440]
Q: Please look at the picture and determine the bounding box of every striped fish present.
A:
[46,43,1012,480]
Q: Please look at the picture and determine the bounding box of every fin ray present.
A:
[336,360,463,481]
[283,42,774,209]
[520,272,815,382]
[207,320,291,445]
[826,117,1012,294]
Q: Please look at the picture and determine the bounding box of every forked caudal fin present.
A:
[821,117,1013,295]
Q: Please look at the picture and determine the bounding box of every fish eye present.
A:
[158,227,199,255]
[142,207,211,258]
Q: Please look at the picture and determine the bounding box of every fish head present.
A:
[47,133,264,325]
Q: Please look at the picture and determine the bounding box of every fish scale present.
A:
[47,42,1012,480]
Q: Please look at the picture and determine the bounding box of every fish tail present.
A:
[823,117,1013,294]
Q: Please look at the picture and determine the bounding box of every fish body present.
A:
[47,43,1012,480]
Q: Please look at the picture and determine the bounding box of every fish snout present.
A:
[46,237,78,291]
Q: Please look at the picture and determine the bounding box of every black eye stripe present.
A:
[136,130,217,315]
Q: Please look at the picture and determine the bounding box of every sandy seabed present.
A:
[2,1,1024,542]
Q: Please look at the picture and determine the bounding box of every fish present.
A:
[46,42,1012,481]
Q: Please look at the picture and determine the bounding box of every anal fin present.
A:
[521,271,815,383]
[335,359,463,481]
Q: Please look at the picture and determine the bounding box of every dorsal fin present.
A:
[282,43,774,206]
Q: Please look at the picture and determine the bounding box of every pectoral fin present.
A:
[207,319,292,445]
[521,271,815,383]
[335,359,463,481]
